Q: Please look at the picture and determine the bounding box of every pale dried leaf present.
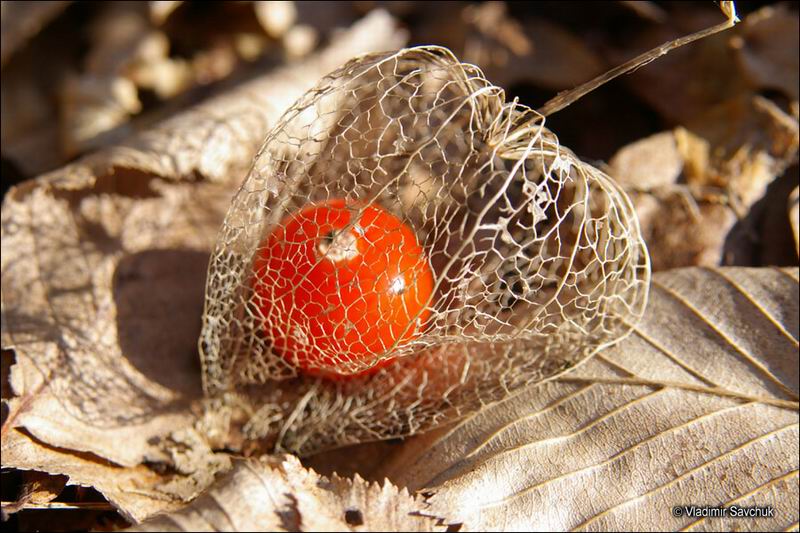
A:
[282,24,317,60]
[130,455,457,532]
[1,10,406,522]
[2,7,404,460]
[2,178,230,467]
[378,267,799,531]
[255,1,297,39]
[85,4,164,76]
[60,74,142,156]
[608,131,683,190]
[0,426,191,523]
[128,56,193,100]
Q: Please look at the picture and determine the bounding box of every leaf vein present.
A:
[705,267,798,346]
[477,402,750,510]
[651,279,797,401]
[680,469,799,531]
[571,422,799,531]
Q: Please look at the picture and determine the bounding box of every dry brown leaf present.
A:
[1,10,406,522]
[619,0,668,24]
[84,3,192,103]
[613,5,747,126]
[754,165,800,267]
[682,95,799,207]
[609,94,798,271]
[0,29,71,177]
[732,4,799,106]
[638,197,738,272]
[605,6,744,125]
[460,3,605,92]
[534,1,738,119]
[791,186,799,257]
[513,16,606,90]
[405,2,604,96]
[378,266,799,531]
[0,470,67,516]
[68,4,181,156]
[0,0,70,67]
[130,455,458,532]
[611,3,798,130]
[84,4,163,77]
[293,1,357,36]
[303,439,405,484]
[149,1,183,26]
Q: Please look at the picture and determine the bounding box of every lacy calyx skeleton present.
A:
[199,47,650,455]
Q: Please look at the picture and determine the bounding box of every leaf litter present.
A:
[1,2,798,530]
[1,10,407,522]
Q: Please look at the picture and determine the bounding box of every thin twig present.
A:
[556,375,800,410]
